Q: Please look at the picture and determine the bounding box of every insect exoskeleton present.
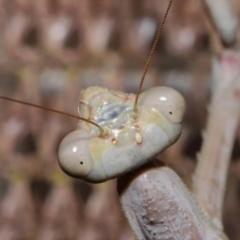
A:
[58,85,186,183]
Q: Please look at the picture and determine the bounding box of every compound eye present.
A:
[58,129,93,178]
[140,86,186,123]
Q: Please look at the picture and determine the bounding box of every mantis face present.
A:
[0,0,178,183]
[58,86,186,183]
[57,0,181,183]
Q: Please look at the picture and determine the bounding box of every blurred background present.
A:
[0,0,239,239]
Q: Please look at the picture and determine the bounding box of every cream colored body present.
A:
[58,86,185,183]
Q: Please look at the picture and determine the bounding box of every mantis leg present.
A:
[117,162,228,240]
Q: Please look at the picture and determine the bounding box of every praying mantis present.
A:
[0,0,233,239]
[0,0,186,184]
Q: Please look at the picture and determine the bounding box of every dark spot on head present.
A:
[169,111,172,115]
[80,161,83,165]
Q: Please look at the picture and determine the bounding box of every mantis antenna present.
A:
[133,0,173,116]
[0,95,108,138]
[0,2,172,137]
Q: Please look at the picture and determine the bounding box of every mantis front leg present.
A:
[118,162,228,240]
